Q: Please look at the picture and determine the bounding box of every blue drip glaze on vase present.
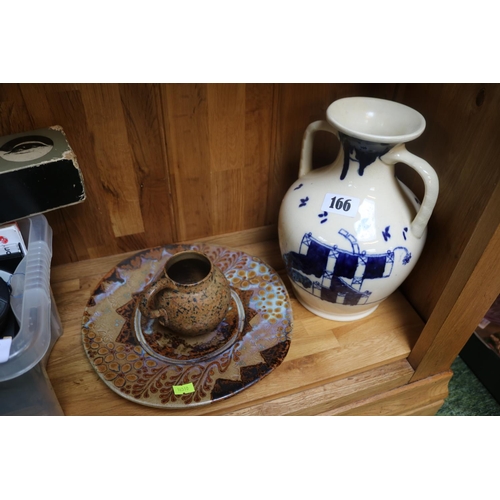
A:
[339,132,393,180]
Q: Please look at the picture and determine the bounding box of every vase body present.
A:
[278,97,439,321]
[139,250,231,336]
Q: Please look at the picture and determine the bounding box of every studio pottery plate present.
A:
[82,243,293,408]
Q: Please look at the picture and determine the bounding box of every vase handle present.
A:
[381,144,439,239]
[299,120,338,178]
[138,276,177,322]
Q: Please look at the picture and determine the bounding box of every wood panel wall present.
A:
[393,84,500,320]
[0,83,393,263]
[0,83,498,323]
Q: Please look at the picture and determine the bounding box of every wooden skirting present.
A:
[321,372,451,416]
[224,360,414,416]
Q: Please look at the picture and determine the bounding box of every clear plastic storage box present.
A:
[0,214,63,415]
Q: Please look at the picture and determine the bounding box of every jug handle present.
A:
[299,120,338,178]
[381,144,439,239]
[139,277,177,321]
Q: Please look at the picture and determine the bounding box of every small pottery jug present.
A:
[278,97,439,321]
[138,250,231,336]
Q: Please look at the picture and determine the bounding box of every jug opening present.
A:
[166,252,211,285]
[327,97,426,144]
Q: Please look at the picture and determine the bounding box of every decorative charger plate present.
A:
[82,243,293,408]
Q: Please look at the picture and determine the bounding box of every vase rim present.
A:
[326,97,426,144]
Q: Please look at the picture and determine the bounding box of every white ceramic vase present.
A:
[278,97,439,321]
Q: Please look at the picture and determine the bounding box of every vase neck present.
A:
[335,132,397,182]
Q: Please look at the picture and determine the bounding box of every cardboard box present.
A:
[0,125,86,224]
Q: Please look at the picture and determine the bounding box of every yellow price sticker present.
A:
[173,383,195,395]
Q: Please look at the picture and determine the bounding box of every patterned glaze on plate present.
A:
[82,243,293,408]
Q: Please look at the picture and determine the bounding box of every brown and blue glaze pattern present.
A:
[82,243,293,408]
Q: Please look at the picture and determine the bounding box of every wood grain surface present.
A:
[0,83,395,265]
[47,228,425,416]
[2,83,499,405]
[393,84,500,320]
[1,83,497,328]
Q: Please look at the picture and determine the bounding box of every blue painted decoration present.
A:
[402,227,408,240]
[283,230,411,306]
[294,183,304,190]
[318,211,328,223]
[382,226,391,241]
[339,132,393,181]
[299,196,309,207]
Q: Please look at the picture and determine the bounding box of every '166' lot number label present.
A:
[321,193,360,218]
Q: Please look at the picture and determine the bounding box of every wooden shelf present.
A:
[46,226,435,416]
[3,83,499,414]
